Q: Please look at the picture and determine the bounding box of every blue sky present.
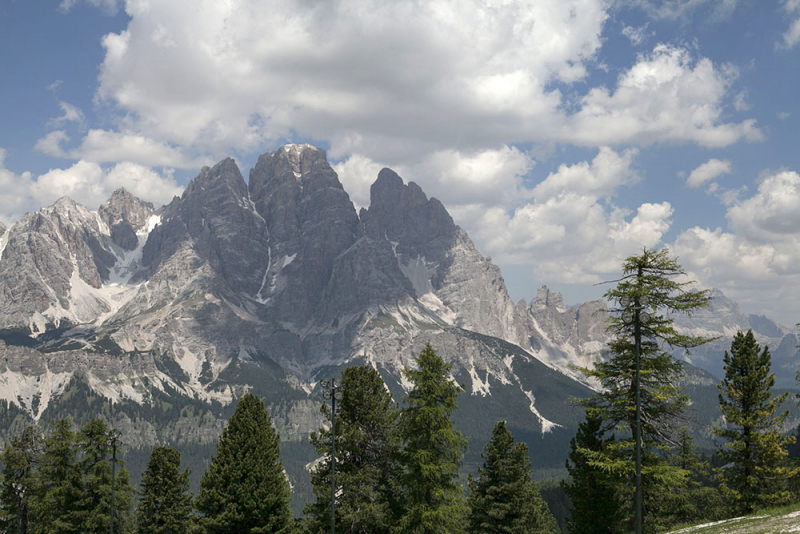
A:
[0,0,799,324]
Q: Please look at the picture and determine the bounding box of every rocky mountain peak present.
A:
[47,196,84,218]
[281,143,322,177]
[186,157,248,200]
[141,157,269,295]
[533,285,566,312]
[98,188,155,233]
[360,168,456,255]
[370,168,428,210]
[248,144,341,210]
[246,145,358,324]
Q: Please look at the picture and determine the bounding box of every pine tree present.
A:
[0,426,43,534]
[656,427,724,529]
[395,342,468,534]
[30,418,85,534]
[467,421,557,534]
[714,330,798,514]
[563,410,626,534]
[578,247,713,528]
[136,446,194,534]
[77,418,135,534]
[196,393,292,533]
[305,365,400,534]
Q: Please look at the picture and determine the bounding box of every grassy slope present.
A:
[668,504,800,534]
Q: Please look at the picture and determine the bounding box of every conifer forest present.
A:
[1,250,799,534]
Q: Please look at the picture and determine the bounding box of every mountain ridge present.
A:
[0,144,796,510]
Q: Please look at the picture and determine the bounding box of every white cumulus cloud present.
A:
[73,0,759,169]
[686,158,732,188]
[564,45,761,147]
[35,129,206,169]
[453,148,670,284]
[48,101,85,126]
[0,149,183,222]
[334,146,533,211]
[532,147,639,199]
[779,0,800,49]
[673,169,800,322]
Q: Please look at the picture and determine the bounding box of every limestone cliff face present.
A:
[99,188,155,251]
[357,167,525,348]
[0,146,602,444]
[141,158,270,296]
[248,146,360,325]
[0,143,793,451]
[0,198,117,330]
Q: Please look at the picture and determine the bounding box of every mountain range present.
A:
[0,144,797,506]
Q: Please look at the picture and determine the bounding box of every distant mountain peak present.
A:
[361,167,456,250]
[1,143,797,488]
[190,157,248,197]
[98,187,155,236]
[533,285,566,312]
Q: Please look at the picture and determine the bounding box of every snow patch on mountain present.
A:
[522,389,562,434]
[69,266,140,325]
[174,343,204,380]
[106,215,160,285]
[255,246,273,303]
[0,228,8,259]
[468,363,491,396]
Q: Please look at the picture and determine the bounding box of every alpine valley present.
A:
[0,145,797,509]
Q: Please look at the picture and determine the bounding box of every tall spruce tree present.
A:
[196,393,292,533]
[30,418,85,534]
[0,426,43,534]
[136,446,194,534]
[395,342,467,534]
[578,247,714,528]
[305,365,400,534]
[77,418,135,534]
[714,330,797,514]
[563,410,625,534]
[467,421,557,534]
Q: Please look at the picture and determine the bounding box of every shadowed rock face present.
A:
[248,144,360,324]
[110,222,138,251]
[0,198,118,330]
[98,188,155,232]
[2,142,795,477]
[360,168,457,259]
[141,158,270,296]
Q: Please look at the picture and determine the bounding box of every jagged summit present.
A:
[186,157,249,199]
[533,285,566,312]
[0,143,794,500]
[98,188,156,251]
[141,156,269,295]
[98,187,155,230]
[281,143,323,173]
[361,167,456,257]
